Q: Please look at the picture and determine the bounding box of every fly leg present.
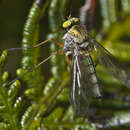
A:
[7,51,58,86]
[5,38,64,86]
[65,56,71,68]
[6,38,63,52]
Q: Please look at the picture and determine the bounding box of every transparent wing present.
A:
[89,38,130,88]
[70,53,98,117]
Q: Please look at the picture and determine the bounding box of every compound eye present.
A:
[62,20,72,29]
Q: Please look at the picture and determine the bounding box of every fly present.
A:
[62,17,130,116]
[1,17,130,118]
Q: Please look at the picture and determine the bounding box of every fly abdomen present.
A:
[85,54,102,98]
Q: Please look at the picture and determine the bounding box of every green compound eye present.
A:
[62,20,72,29]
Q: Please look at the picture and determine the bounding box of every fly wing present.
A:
[70,53,98,117]
[89,38,130,88]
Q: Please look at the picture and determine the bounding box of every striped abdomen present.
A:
[85,53,101,98]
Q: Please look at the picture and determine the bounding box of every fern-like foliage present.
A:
[0,0,130,130]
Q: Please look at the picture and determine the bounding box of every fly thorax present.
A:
[69,25,88,43]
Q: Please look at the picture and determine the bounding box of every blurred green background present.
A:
[0,0,130,130]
